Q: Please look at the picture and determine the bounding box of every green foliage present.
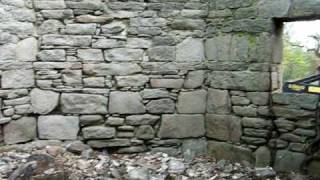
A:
[283,37,318,82]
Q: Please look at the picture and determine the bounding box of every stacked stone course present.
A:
[1,0,320,175]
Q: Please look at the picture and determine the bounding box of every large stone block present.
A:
[126,114,160,126]
[177,90,207,114]
[274,150,306,172]
[104,48,143,61]
[38,115,79,140]
[158,114,205,138]
[207,89,231,114]
[208,71,270,91]
[272,93,318,110]
[82,126,116,140]
[61,93,108,114]
[31,88,59,115]
[207,141,254,164]
[4,117,37,145]
[2,69,35,88]
[171,19,205,30]
[176,38,204,62]
[206,114,242,143]
[109,92,145,114]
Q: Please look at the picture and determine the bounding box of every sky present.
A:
[285,20,320,50]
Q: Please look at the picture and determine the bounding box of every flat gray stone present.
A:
[38,49,66,61]
[61,93,108,114]
[126,114,160,125]
[42,35,92,47]
[158,114,205,138]
[146,99,175,114]
[15,37,37,62]
[135,125,155,140]
[148,46,176,61]
[65,23,97,35]
[78,49,104,61]
[4,117,37,145]
[150,79,184,89]
[177,90,207,114]
[109,92,145,114]
[38,115,79,140]
[274,150,306,172]
[115,75,149,87]
[30,88,59,115]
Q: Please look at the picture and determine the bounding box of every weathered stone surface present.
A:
[83,63,142,76]
[150,79,184,89]
[274,150,306,172]
[206,114,242,143]
[42,35,92,47]
[171,19,205,30]
[82,126,116,140]
[2,69,34,89]
[247,92,269,105]
[79,115,104,126]
[38,49,66,61]
[146,99,175,114]
[242,117,272,129]
[136,125,155,140]
[141,89,171,99]
[209,71,270,91]
[105,48,143,61]
[62,70,82,86]
[207,141,254,164]
[4,117,36,145]
[75,15,112,23]
[148,46,176,61]
[207,89,231,114]
[106,117,124,126]
[61,93,108,114]
[38,115,79,140]
[30,88,59,115]
[272,93,318,110]
[184,70,205,89]
[16,37,37,62]
[130,18,167,27]
[65,24,97,35]
[233,106,257,117]
[78,49,104,61]
[158,115,205,138]
[115,75,149,87]
[176,38,204,62]
[34,0,66,9]
[177,90,207,114]
[109,92,145,114]
[126,114,160,126]
[182,139,207,157]
[83,77,105,87]
[39,20,64,35]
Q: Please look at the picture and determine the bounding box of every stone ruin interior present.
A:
[1,0,320,178]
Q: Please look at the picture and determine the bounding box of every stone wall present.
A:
[1,0,320,174]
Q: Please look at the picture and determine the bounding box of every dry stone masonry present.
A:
[1,0,320,176]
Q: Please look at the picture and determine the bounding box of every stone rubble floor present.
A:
[0,141,313,180]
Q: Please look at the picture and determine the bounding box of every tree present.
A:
[282,33,318,82]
